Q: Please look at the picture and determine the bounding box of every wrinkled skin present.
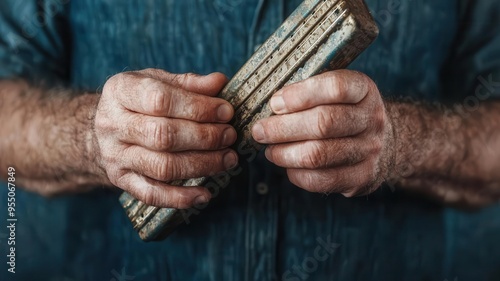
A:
[94,69,239,209]
[252,70,395,197]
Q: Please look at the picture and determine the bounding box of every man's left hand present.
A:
[252,70,395,197]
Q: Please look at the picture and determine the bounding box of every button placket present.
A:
[256,182,269,195]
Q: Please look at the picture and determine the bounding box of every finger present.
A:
[270,70,375,114]
[112,73,233,122]
[265,138,374,169]
[120,114,237,152]
[137,69,228,96]
[286,159,380,196]
[116,172,211,209]
[252,105,368,144]
[122,146,239,182]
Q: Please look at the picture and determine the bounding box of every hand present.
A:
[252,70,395,197]
[94,69,238,208]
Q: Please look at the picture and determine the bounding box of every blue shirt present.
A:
[1,0,500,280]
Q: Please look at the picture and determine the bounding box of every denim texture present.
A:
[1,1,500,280]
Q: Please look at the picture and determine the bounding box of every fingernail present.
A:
[217,104,233,121]
[223,151,238,169]
[194,195,210,205]
[252,123,265,142]
[222,127,237,146]
[270,95,285,113]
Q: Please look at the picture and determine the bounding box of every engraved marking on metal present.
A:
[126,201,145,219]
[220,0,328,101]
[235,7,351,154]
[235,3,349,128]
[238,0,335,93]
[132,206,158,229]
[224,0,340,108]
[291,16,358,83]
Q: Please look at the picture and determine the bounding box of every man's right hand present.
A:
[94,69,238,209]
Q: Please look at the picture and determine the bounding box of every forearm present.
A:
[386,100,500,205]
[0,80,109,195]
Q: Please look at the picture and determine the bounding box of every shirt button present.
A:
[256,182,269,195]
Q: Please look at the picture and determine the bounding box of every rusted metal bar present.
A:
[120,0,379,241]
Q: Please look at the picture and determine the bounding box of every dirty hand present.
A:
[94,69,238,208]
[252,70,395,197]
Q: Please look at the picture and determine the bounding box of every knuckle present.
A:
[99,76,124,99]
[102,81,114,97]
[141,78,169,115]
[154,154,176,181]
[141,68,156,73]
[259,119,273,136]
[103,73,125,93]
[301,142,328,169]
[315,107,335,138]
[168,73,191,87]
[346,150,362,166]
[164,156,178,181]
[369,138,383,156]
[173,73,187,84]
[184,73,198,83]
[94,113,112,133]
[361,72,378,93]
[110,169,129,188]
[372,107,387,133]
[361,161,379,187]
[345,107,363,135]
[143,68,167,77]
[140,187,162,207]
[150,120,175,151]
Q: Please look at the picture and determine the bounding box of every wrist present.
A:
[383,99,467,186]
[73,93,111,187]
[383,100,415,184]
